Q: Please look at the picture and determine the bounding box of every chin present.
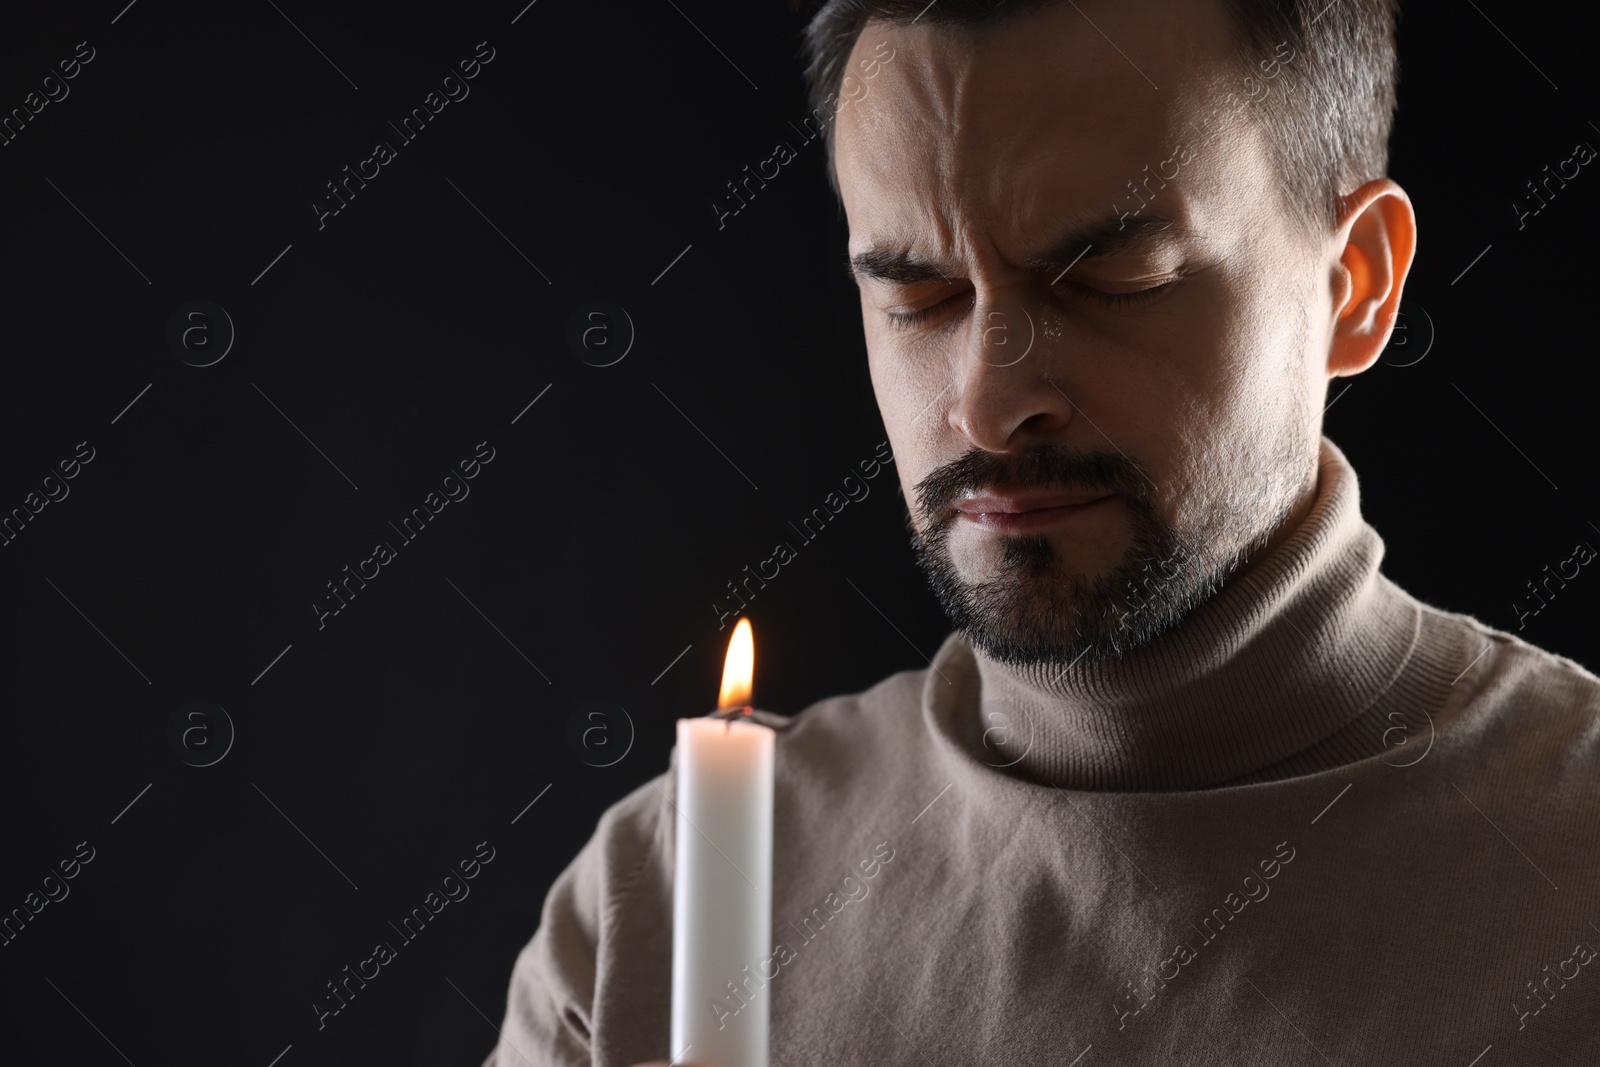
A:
[952,527,1128,585]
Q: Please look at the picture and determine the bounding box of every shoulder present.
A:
[768,631,968,767]
[1404,587,1600,799]
[580,631,967,847]
[481,639,967,1066]
[1412,591,1600,717]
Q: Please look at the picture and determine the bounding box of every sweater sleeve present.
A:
[479,768,675,1067]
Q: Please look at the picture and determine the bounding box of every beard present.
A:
[907,422,1314,669]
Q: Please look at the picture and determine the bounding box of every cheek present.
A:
[1165,265,1288,425]
[897,471,923,523]
[864,334,946,520]
[1212,262,1318,428]
[1165,270,1316,524]
[1059,268,1268,520]
[865,317,932,439]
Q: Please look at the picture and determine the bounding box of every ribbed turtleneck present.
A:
[955,437,1422,792]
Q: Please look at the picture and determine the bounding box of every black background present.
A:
[0,1,1594,1063]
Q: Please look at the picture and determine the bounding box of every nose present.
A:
[945,290,1073,452]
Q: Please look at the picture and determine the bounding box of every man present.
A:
[482,0,1600,1062]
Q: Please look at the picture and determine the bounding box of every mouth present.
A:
[951,490,1119,533]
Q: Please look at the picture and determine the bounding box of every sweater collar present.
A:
[948,437,1419,792]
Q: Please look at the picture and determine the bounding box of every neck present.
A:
[966,437,1419,791]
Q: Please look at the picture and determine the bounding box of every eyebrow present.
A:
[846,213,1191,286]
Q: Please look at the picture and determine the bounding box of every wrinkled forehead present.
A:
[833,1,1258,255]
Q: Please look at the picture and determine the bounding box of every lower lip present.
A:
[955,495,1118,533]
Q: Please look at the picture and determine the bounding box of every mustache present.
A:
[912,443,1152,525]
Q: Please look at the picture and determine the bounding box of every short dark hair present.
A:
[798,0,1401,236]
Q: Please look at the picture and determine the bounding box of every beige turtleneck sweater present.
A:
[480,438,1600,1066]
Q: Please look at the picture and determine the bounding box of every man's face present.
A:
[835,0,1334,667]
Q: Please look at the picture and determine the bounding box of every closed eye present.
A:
[884,291,974,329]
[1059,278,1178,311]
[883,275,1181,329]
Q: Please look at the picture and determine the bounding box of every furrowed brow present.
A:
[846,248,954,287]
[847,213,1190,287]
[1025,214,1190,276]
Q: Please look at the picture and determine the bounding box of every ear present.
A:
[1326,178,1417,378]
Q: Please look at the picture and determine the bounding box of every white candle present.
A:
[671,619,773,1067]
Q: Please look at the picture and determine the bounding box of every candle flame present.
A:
[717,618,754,710]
